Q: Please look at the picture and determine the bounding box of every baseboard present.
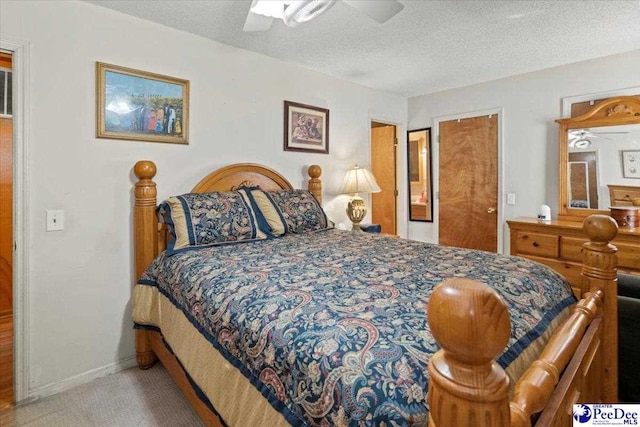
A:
[24,355,138,403]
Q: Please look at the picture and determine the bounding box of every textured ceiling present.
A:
[85,0,640,97]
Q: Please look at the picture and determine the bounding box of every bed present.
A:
[132,160,618,427]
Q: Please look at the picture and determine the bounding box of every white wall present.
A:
[407,49,640,245]
[1,0,406,398]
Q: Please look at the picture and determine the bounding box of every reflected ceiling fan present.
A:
[243,0,404,31]
[568,128,629,149]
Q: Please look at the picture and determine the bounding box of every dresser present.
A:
[608,184,640,207]
[507,217,640,297]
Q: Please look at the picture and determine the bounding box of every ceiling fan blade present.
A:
[342,0,404,23]
[243,1,274,32]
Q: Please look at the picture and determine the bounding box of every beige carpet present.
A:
[1,364,204,426]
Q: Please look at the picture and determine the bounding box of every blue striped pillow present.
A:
[245,189,331,234]
[159,191,268,255]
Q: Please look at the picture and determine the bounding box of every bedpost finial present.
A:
[308,164,321,179]
[134,160,157,180]
[428,278,511,364]
[583,214,618,243]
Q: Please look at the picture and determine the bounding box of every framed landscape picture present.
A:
[96,62,189,144]
[284,101,329,154]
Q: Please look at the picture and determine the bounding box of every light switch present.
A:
[507,193,516,205]
[46,210,64,231]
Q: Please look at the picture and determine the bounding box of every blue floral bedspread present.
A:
[138,229,576,426]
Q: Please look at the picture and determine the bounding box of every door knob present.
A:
[487,207,496,214]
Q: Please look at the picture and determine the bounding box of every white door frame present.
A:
[1,38,31,403]
[433,107,505,253]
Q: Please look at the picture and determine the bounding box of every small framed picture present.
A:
[96,62,189,144]
[284,101,329,154]
[622,150,640,178]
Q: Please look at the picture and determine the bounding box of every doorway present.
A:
[0,50,13,407]
[437,113,500,252]
[370,122,397,235]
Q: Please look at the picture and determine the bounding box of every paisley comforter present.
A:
[133,229,576,426]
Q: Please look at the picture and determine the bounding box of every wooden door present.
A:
[0,51,13,407]
[371,123,396,234]
[439,115,498,251]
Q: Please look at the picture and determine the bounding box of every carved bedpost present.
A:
[581,214,618,402]
[133,160,159,369]
[427,278,511,427]
[308,165,322,204]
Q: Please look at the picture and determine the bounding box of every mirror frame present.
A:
[557,96,640,221]
[407,127,433,222]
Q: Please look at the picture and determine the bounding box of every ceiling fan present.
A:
[568,128,629,149]
[243,0,404,31]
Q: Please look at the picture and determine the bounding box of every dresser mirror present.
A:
[557,96,640,220]
[407,128,433,222]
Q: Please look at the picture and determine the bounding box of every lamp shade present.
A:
[340,166,381,195]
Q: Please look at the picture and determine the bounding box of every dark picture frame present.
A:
[96,62,189,144]
[284,101,329,154]
[407,128,433,222]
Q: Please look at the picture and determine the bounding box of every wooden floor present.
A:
[0,314,13,408]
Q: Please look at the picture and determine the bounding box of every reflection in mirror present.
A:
[407,128,433,221]
[567,124,640,210]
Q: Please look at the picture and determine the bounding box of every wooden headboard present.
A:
[133,160,322,280]
[190,163,293,193]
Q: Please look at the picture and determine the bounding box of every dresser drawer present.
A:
[609,187,640,205]
[515,232,559,258]
[524,255,583,298]
[561,237,640,271]
[560,236,587,263]
[616,241,640,271]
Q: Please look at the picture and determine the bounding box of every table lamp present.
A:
[340,165,381,231]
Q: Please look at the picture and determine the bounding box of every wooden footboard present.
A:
[427,215,618,427]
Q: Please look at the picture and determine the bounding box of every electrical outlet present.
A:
[506,193,516,205]
[46,210,64,231]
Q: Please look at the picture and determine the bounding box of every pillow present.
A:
[244,189,331,234]
[159,191,268,255]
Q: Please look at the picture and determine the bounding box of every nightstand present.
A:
[359,224,381,233]
[359,224,399,238]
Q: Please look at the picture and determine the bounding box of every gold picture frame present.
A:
[96,62,189,144]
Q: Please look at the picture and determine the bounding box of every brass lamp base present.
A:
[347,196,366,231]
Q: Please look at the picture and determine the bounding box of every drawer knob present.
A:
[532,241,540,247]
